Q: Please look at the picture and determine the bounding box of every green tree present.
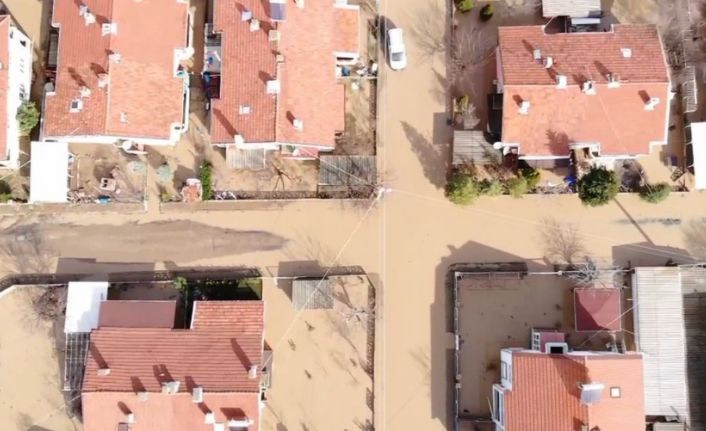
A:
[639,182,671,204]
[16,101,40,136]
[479,178,503,196]
[479,3,494,21]
[506,176,528,198]
[521,167,541,190]
[446,171,480,205]
[199,161,214,200]
[455,0,474,13]
[577,166,619,206]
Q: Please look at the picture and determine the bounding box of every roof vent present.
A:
[518,100,530,115]
[293,118,304,131]
[582,80,596,95]
[97,73,110,88]
[621,47,632,58]
[580,382,605,405]
[556,75,567,89]
[239,105,251,115]
[120,112,128,123]
[610,386,621,398]
[83,12,96,25]
[192,386,204,403]
[96,367,110,376]
[80,86,91,98]
[266,79,280,94]
[241,10,252,21]
[79,4,88,16]
[295,0,305,8]
[645,97,660,110]
[533,49,541,61]
[204,411,215,424]
[109,53,121,64]
[269,30,281,42]
[607,73,621,88]
[248,365,258,379]
[250,18,260,32]
[543,56,554,69]
[101,22,117,36]
[161,380,181,394]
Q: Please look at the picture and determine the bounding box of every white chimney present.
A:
[125,413,135,424]
[239,105,251,115]
[580,382,605,405]
[621,47,632,58]
[276,54,285,63]
[192,386,204,403]
[79,5,88,16]
[137,391,149,401]
[556,75,567,89]
[250,18,260,32]
[97,367,111,376]
[293,118,303,131]
[101,22,117,36]
[84,12,96,25]
[295,0,304,8]
[269,30,281,42]
[109,53,121,64]
[234,134,245,145]
[266,79,280,94]
[241,10,252,21]
[204,412,215,424]
[248,365,258,379]
[645,97,660,110]
[161,381,181,394]
[97,73,110,88]
[227,418,254,427]
[80,86,91,98]
[543,56,554,69]
[607,73,621,88]
[582,80,596,95]
[518,100,530,115]
[533,49,541,61]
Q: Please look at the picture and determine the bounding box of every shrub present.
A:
[521,167,541,190]
[479,3,494,21]
[16,101,40,136]
[199,161,214,200]
[479,178,503,196]
[577,166,619,206]
[446,171,481,205]
[639,182,672,203]
[455,0,474,13]
[506,176,528,198]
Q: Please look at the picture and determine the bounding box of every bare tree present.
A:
[539,217,585,265]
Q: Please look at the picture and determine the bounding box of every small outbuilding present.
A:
[573,286,622,332]
[29,141,70,203]
[292,278,333,310]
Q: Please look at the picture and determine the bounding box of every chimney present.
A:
[137,391,149,401]
[97,367,111,376]
[234,134,245,145]
[266,79,280,94]
[645,97,660,110]
[276,54,285,64]
[125,413,135,424]
[607,73,621,88]
[227,418,254,427]
[101,22,117,36]
[250,18,260,32]
[192,386,204,403]
[248,365,258,379]
[532,48,541,62]
[621,47,632,58]
[555,75,567,89]
[295,0,304,8]
[241,10,252,21]
[109,53,121,64]
[204,411,215,424]
[579,382,605,405]
[582,80,596,95]
[80,86,91,98]
[518,100,530,115]
[293,118,304,131]
[161,381,181,394]
[269,30,281,43]
[543,56,553,69]
[83,12,96,25]
[97,73,109,88]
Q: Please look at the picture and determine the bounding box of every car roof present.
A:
[388,28,404,47]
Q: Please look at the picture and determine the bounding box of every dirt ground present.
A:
[261,275,374,431]
[0,286,80,431]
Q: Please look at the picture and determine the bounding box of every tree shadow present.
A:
[537,217,586,265]
[401,121,448,189]
[408,0,448,62]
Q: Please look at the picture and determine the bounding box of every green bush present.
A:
[639,182,671,203]
[16,101,40,136]
[521,167,541,190]
[577,166,619,206]
[506,176,528,198]
[479,178,503,196]
[479,3,494,21]
[446,171,481,205]
[199,161,214,200]
[455,0,474,13]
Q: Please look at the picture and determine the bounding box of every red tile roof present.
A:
[211,0,357,147]
[574,287,622,332]
[504,352,644,431]
[98,300,177,329]
[192,300,264,331]
[82,390,260,431]
[43,0,188,140]
[498,25,669,157]
[0,16,9,160]
[83,301,264,393]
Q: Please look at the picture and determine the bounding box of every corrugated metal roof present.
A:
[319,155,376,186]
[292,278,333,310]
[681,268,706,430]
[541,0,601,18]
[452,130,498,165]
[632,267,689,419]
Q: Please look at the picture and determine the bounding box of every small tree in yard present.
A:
[639,182,671,203]
[479,178,503,196]
[577,166,619,207]
[506,176,528,198]
[479,4,494,21]
[17,101,39,136]
[455,0,474,13]
[199,161,214,200]
[446,170,480,205]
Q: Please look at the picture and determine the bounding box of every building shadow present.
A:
[611,242,694,268]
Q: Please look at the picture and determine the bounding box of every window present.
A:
[492,386,505,428]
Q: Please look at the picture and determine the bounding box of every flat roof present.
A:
[29,141,69,203]
[689,122,706,190]
[64,281,109,333]
[574,287,622,332]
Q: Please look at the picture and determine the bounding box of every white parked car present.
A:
[387,28,407,70]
